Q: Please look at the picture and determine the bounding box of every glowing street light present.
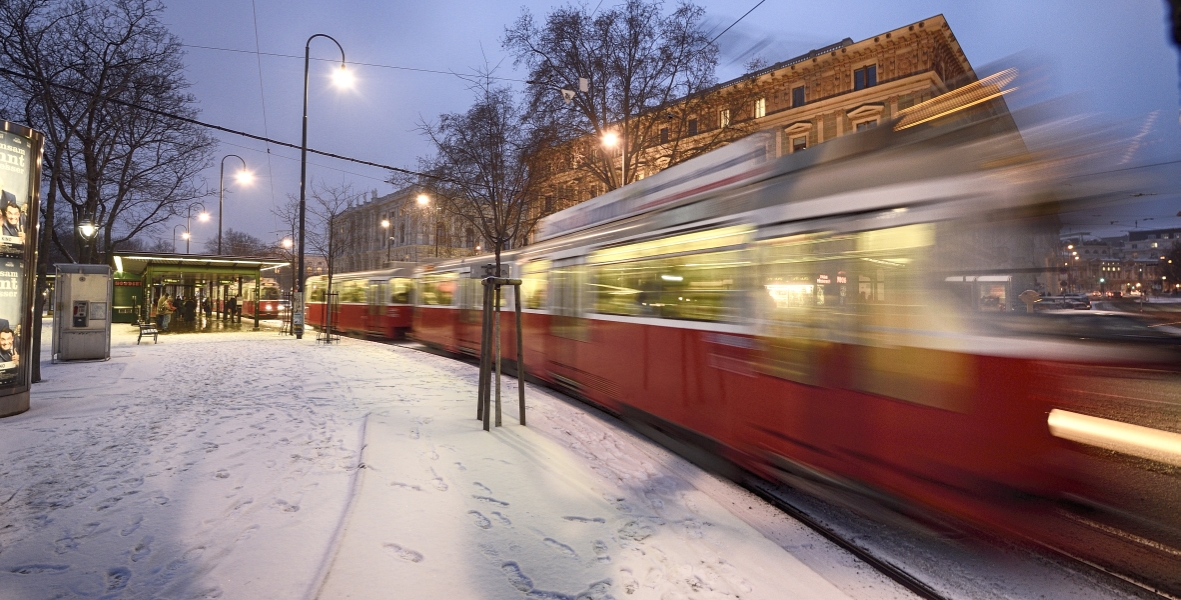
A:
[296,33,350,340]
[282,238,293,249]
[601,131,623,188]
[381,219,391,264]
[417,193,430,206]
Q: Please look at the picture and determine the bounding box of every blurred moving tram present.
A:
[241,280,285,319]
[312,71,1181,590]
[306,267,415,339]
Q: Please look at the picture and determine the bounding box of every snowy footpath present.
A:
[0,324,910,600]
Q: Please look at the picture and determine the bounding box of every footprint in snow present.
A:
[593,540,611,563]
[120,516,143,537]
[543,538,578,558]
[129,536,153,562]
[422,450,439,460]
[382,542,423,563]
[473,482,492,494]
[454,462,467,471]
[468,510,492,529]
[409,428,420,440]
[563,516,606,523]
[105,567,131,592]
[215,469,230,479]
[390,482,423,491]
[471,495,508,506]
[9,564,69,575]
[491,511,511,526]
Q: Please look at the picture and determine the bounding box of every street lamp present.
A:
[77,219,98,261]
[601,131,624,188]
[296,33,351,340]
[184,202,209,254]
[381,218,391,265]
[218,155,251,254]
[173,224,189,254]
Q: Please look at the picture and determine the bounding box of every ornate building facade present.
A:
[332,187,480,273]
[532,15,981,221]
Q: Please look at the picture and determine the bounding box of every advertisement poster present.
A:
[0,130,32,256]
[0,258,25,386]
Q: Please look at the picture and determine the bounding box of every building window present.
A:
[688,119,698,136]
[791,136,807,153]
[855,120,878,132]
[791,86,805,108]
[754,97,766,118]
[719,109,730,128]
[854,65,877,91]
[660,127,669,144]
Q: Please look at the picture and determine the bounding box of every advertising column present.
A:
[0,122,45,418]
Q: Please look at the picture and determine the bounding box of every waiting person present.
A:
[183,296,197,326]
[0,328,19,366]
[201,296,212,322]
[225,296,237,323]
[157,293,174,331]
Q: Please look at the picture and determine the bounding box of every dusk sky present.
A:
[158,0,1181,248]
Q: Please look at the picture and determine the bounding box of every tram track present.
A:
[372,333,1171,599]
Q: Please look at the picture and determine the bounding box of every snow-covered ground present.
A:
[0,323,912,600]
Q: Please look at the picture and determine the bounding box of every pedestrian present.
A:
[226,296,237,323]
[184,296,197,327]
[201,296,212,322]
[156,293,174,331]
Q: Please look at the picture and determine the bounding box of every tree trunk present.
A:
[31,150,63,383]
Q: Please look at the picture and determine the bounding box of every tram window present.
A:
[521,260,550,310]
[389,279,413,304]
[420,273,457,306]
[308,281,326,303]
[339,280,366,303]
[590,250,746,322]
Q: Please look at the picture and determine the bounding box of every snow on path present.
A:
[0,325,906,599]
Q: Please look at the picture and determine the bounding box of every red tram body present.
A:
[241,280,285,319]
[305,268,415,339]
[307,81,1181,585]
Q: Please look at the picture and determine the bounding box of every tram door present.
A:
[365,279,385,336]
[546,258,588,385]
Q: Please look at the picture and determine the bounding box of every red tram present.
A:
[241,280,286,319]
[305,267,415,339]
[305,74,1181,585]
[406,97,1181,561]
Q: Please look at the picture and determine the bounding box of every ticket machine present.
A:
[52,264,112,361]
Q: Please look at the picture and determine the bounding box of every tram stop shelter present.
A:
[111,253,289,331]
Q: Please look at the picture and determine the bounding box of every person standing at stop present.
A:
[156,293,174,331]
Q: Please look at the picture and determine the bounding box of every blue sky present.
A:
[159,0,1181,246]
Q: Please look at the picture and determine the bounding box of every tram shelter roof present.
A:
[113,253,288,285]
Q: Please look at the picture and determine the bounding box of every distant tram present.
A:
[241,279,285,319]
[305,267,415,339]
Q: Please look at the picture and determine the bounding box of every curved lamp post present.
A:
[172,224,189,254]
[218,155,251,255]
[296,33,351,339]
[184,202,210,254]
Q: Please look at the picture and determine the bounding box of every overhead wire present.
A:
[0,66,444,182]
[248,0,279,209]
[708,0,766,45]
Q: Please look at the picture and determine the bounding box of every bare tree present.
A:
[412,77,548,271]
[202,228,265,257]
[0,0,215,266]
[504,0,747,192]
[304,181,361,302]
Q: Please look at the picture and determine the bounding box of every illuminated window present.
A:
[791,136,807,153]
[791,86,805,108]
[854,65,877,90]
[719,109,730,128]
[754,97,766,118]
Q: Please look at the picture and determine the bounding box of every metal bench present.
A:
[137,322,158,344]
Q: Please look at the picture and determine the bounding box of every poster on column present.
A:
[0,130,32,256]
[0,258,25,386]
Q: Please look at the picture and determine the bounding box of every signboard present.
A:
[0,131,32,255]
[0,122,44,418]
